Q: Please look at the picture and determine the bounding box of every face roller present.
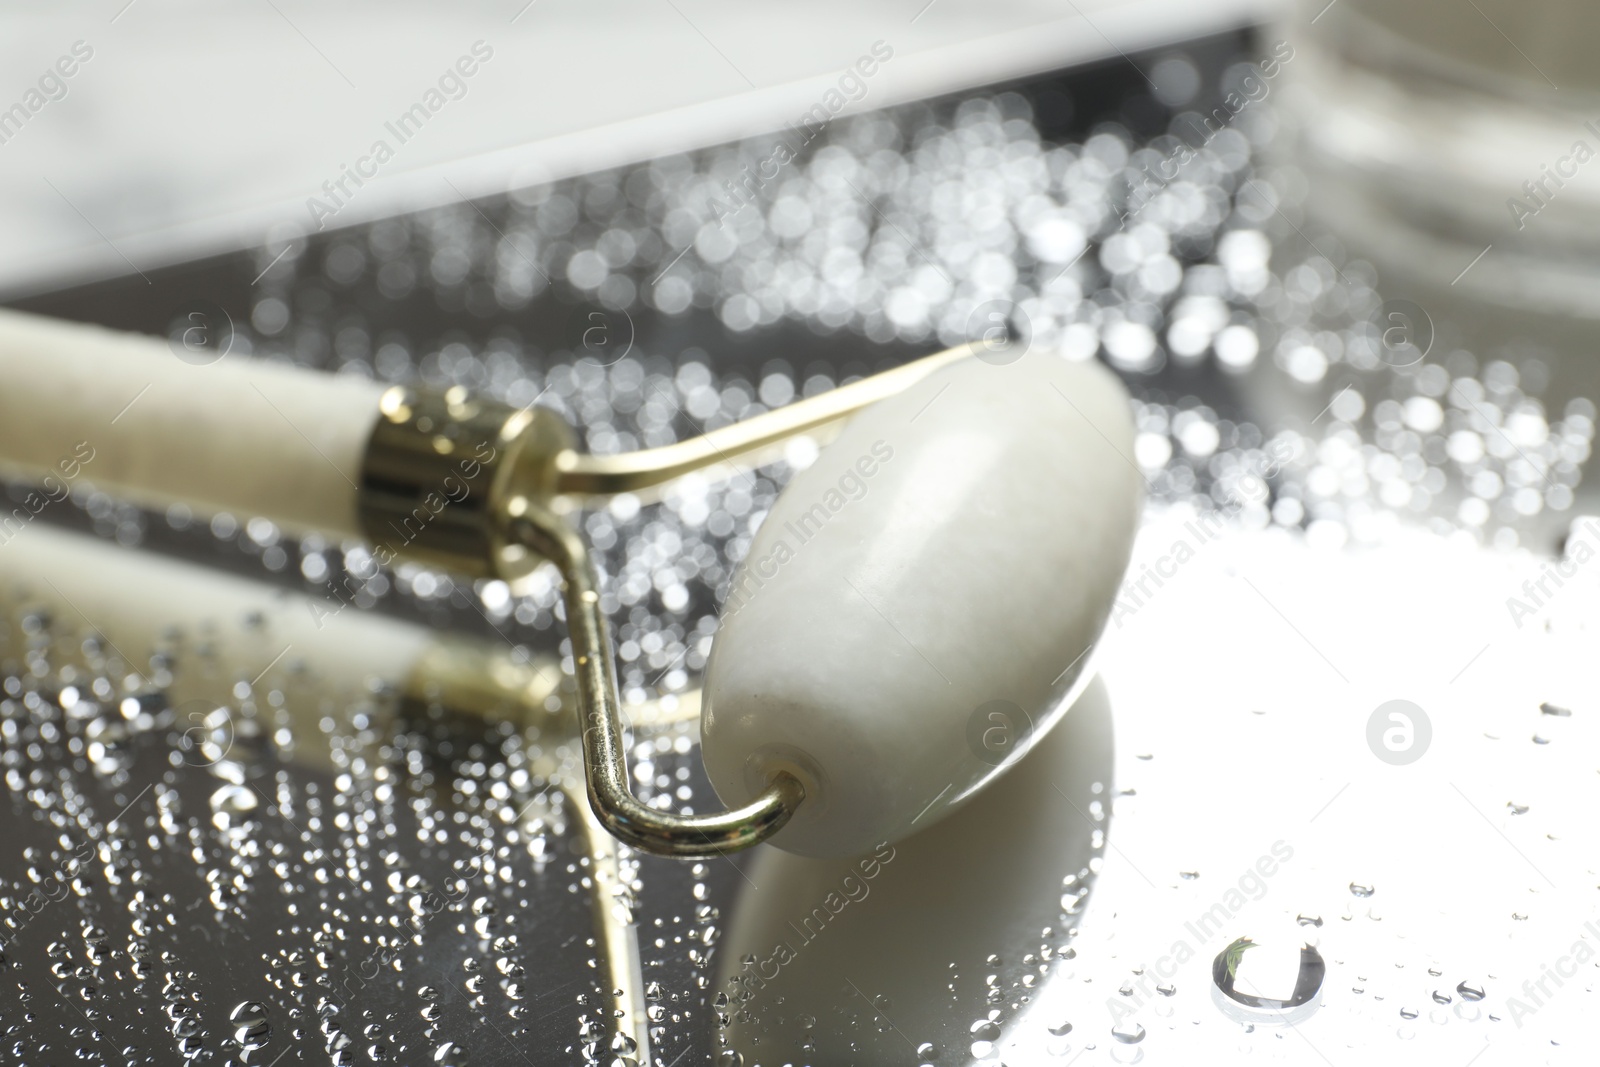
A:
[0,307,1141,858]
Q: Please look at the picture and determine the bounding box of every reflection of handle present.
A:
[0,525,428,712]
[0,525,698,753]
[0,308,386,537]
[0,525,564,775]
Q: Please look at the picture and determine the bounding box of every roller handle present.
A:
[0,307,384,538]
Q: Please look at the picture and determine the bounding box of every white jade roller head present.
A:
[702,349,1141,857]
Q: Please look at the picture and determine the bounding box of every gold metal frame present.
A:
[360,344,976,858]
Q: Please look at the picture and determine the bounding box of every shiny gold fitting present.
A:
[359,386,573,585]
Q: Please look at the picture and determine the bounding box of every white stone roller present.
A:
[701,349,1141,858]
[0,307,384,538]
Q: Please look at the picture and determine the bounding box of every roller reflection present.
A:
[713,677,1114,1065]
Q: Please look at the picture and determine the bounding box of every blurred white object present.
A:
[1280,0,1600,318]
[0,0,1274,297]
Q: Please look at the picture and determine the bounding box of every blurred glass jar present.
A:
[1278,0,1600,320]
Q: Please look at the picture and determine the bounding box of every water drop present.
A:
[1456,981,1485,1001]
[1211,936,1326,1013]
[1348,883,1375,898]
[210,784,258,815]
[229,1001,270,1048]
[433,1040,468,1066]
[1111,1021,1146,1044]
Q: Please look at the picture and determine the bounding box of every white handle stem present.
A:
[0,308,384,537]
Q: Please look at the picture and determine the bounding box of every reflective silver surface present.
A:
[4,27,1598,1066]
